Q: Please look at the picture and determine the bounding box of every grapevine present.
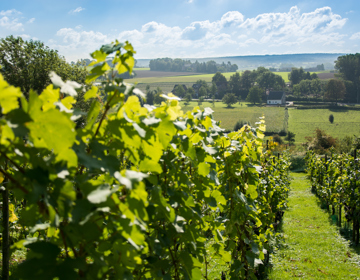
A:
[0,40,290,279]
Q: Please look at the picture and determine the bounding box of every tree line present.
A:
[145,67,286,107]
[287,54,360,104]
[149,57,238,73]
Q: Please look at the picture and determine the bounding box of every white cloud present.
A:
[0,9,21,16]
[220,11,244,27]
[52,28,110,61]
[27,18,35,23]
[69,7,85,15]
[0,9,24,31]
[53,6,350,60]
[350,32,360,40]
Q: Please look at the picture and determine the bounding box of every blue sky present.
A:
[1,0,359,61]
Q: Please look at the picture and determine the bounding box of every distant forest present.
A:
[149,58,238,73]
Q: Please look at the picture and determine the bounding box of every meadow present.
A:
[126,70,332,92]
[287,108,360,144]
[179,101,286,132]
[123,70,359,144]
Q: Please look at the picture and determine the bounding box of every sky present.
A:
[1,0,360,62]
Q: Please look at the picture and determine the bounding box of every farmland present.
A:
[126,70,334,93]
[287,108,360,144]
[124,70,360,143]
[179,101,286,132]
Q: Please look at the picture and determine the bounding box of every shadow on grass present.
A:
[312,189,360,255]
[328,107,349,112]
[245,103,262,107]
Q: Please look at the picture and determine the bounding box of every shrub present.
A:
[305,128,337,154]
[273,134,283,144]
[233,120,249,131]
[285,131,296,144]
[289,155,306,172]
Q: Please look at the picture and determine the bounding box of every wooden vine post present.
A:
[2,180,9,280]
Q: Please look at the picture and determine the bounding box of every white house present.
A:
[267,91,286,105]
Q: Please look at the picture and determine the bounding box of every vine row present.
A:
[0,40,290,279]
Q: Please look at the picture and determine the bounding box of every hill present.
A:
[136,53,343,70]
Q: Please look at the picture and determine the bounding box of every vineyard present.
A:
[306,149,360,244]
[0,41,292,279]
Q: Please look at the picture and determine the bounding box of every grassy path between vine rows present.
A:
[268,173,360,279]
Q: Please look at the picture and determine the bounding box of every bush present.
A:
[233,120,250,131]
[285,131,296,144]
[289,156,306,172]
[329,114,334,123]
[272,134,283,144]
[305,128,337,154]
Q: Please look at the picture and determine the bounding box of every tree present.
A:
[198,86,207,98]
[184,93,192,105]
[212,72,227,98]
[146,91,155,105]
[222,93,237,108]
[229,72,241,96]
[174,85,186,98]
[288,67,305,86]
[186,87,195,98]
[210,82,217,98]
[285,131,296,145]
[298,80,311,96]
[292,84,301,97]
[0,36,87,98]
[246,86,263,104]
[311,78,322,98]
[324,79,346,104]
[198,96,204,106]
[154,87,165,104]
[240,70,254,91]
[335,53,360,103]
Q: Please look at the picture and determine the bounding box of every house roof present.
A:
[268,91,285,100]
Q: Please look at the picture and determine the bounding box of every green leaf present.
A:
[198,162,210,177]
[84,86,98,101]
[0,75,23,114]
[85,100,101,130]
[101,42,124,54]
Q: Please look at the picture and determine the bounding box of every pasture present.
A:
[179,101,286,132]
[287,108,360,144]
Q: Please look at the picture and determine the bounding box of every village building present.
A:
[267,91,286,105]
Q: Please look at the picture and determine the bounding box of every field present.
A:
[126,70,332,87]
[287,108,360,144]
[179,101,286,132]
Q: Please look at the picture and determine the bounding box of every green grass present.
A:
[288,108,360,144]
[125,72,240,84]
[275,72,290,83]
[134,67,150,70]
[180,101,286,132]
[268,173,360,279]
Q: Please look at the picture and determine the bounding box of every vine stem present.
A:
[168,246,179,280]
[60,228,69,258]
[0,167,29,194]
[0,152,25,174]
[78,91,118,175]
[2,176,9,280]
